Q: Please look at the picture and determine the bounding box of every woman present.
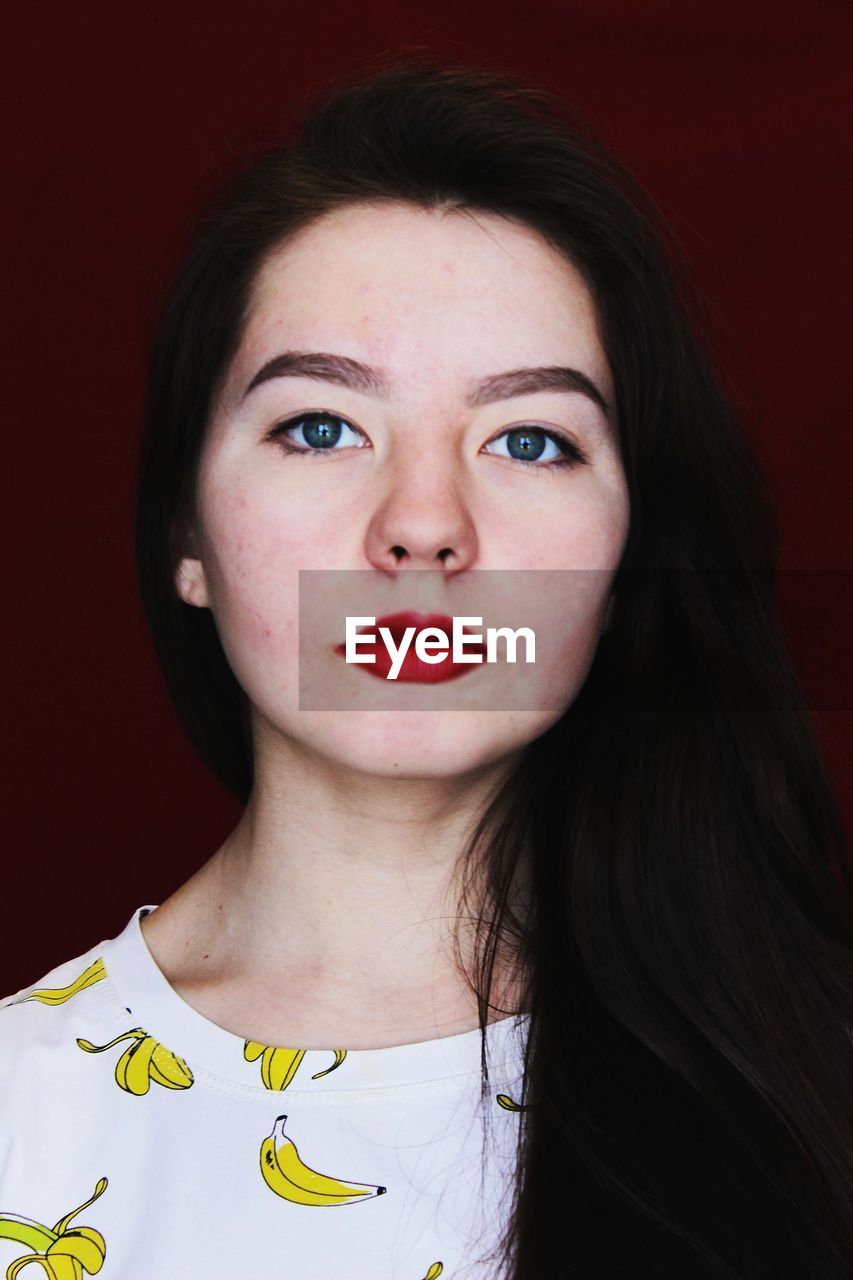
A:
[2,54,852,1280]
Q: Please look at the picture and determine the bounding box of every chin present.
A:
[290,707,556,782]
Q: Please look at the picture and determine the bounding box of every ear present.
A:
[175,556,210,608]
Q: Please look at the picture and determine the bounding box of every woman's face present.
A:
[177,201,630,780]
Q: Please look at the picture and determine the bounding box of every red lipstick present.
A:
[334,611,486,682]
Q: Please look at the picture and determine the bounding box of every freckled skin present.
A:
[177,202,630,782]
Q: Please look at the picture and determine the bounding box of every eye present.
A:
[483,425,588,469]
[267,411,368,455]
[265,413,587,469]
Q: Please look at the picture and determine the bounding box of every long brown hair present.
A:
[135,53,853,1276]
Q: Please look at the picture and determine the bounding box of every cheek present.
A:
[489,472,628,703]
[566,489,630,568]
[199,488,306,667]
[487,469,629,571]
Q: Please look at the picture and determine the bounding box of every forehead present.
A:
[228,201,610,404]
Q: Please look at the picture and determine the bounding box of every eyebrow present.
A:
[242,351,611,418]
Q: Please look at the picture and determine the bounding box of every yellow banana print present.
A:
[310,1048,347,1080]
[0,1176,107,1279]
[420,1264,444,1280]
[496,1092,524,1111]
[10,959,105,1008]
[244,1043,305,1091]
[244,1041,347,1090]
[77,1028,193,1095]
[260,1113,386,1206]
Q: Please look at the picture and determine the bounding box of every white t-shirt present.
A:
[0,904,529,1280]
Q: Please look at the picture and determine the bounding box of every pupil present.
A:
[304,415,342,448]
[507,428,545,461]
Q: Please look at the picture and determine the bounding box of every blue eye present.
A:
[267,413,587,469]
[484,426,587,469]
[269,411,367,454]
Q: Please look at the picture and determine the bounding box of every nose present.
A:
[364,451,479,575]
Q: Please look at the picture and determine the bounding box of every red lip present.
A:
[334,611,485,683]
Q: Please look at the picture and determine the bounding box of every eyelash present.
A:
[266,411,589,470]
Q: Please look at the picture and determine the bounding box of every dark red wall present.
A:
[4,0,851,990]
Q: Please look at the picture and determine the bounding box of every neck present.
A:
[141,735,527,1048]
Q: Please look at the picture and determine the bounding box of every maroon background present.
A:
[3,0,851,992]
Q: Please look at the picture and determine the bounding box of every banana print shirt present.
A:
[0,904,529,1280]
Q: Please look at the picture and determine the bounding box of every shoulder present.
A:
[0,940,119,1093]
[0,938,111,1012]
